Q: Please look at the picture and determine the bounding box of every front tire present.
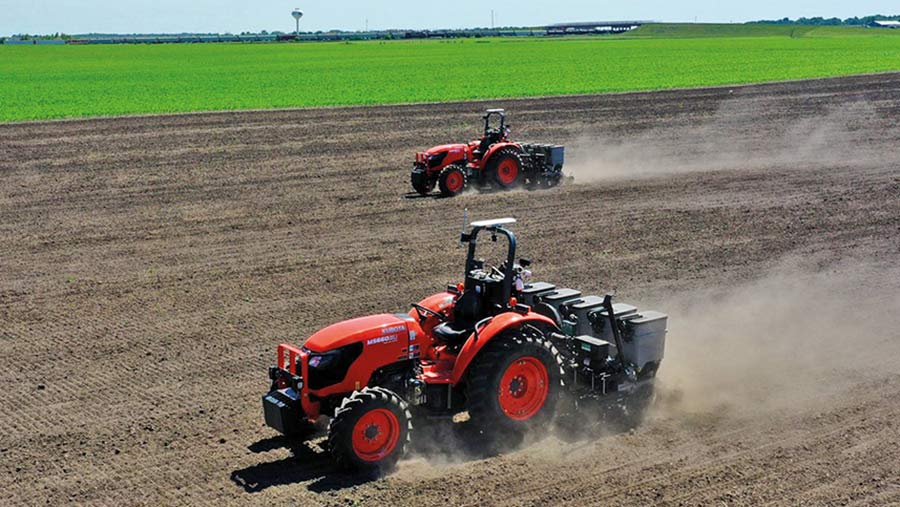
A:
[411,165,434,195]
[466,328,564,434]
[327,387,412,472]
[438,164,467,197]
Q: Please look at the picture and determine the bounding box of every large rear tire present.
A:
[466,328,564,435]
[438,164,467,197]
[327,387,412,473]
[485,148,524,189]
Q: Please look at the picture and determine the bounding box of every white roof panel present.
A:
[471,217,517,228]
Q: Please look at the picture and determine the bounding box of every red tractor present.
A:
[411,109,566,196]
[263,218,667,472]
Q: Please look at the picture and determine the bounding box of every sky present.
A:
[1,0,898,36]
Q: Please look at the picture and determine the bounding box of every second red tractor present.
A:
[411,109,566,196]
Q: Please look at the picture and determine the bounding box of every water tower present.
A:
[291,9,304,36]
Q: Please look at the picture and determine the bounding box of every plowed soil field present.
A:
[2,73,899,506]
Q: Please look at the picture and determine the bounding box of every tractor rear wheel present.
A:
[466,328,564,435]
[327,387,412,472]
[438,164,467,196]
[486,148,524,189]
[411,165,434,195]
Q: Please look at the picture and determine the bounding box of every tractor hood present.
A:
[425,143,467,156]
[303,314,409,353]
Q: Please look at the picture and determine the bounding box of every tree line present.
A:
[748,14,900,26]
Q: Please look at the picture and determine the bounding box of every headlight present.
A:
[308,350,340,369]
[303,343,364,390]
[427,152,448,167]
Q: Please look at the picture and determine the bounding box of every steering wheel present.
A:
[411,303,446,322]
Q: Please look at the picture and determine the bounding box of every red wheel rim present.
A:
[351,408,401,462]
[497,159,519,185]
[445,170,464,193]
[497,356,549,421]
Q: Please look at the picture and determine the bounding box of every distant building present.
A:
[867,20,900,28]
[545,21,648,35]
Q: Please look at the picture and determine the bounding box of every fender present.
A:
[436,150,468,172]
[480,142,522,169]
[449,311,557,385]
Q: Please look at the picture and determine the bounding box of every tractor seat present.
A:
[432,289,482,345]
[432,321,474,344]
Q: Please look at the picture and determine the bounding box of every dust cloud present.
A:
[566,97,882,182]
[655,258,900,418]
[400,258,900,470]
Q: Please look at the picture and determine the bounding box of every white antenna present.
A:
[291,9,304,36]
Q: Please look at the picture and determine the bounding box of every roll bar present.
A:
[460,219,517,305]
[482,109,506,135]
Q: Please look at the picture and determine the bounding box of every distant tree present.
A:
[748,13,899,26]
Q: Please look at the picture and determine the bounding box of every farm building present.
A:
[867,20,900,28]
[546,21,647,35]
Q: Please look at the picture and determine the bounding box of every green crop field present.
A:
[1,24,899,122]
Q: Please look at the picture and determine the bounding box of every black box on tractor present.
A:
[568,295,606,335]
[540,288,583,312]
[519,281,556,306]
[621,311,669,371]
[521,143,565,170]
[262,388,305,436]
[574,335,611,368]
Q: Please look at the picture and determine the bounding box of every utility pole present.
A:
[366,18,369,32]
[491,10,495,29]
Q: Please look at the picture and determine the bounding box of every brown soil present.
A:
[2,73,899,506]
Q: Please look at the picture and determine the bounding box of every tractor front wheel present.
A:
[411,165,434,195]
[466,328,564,435]
[327,387,412,472]
[438,165,467,197]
